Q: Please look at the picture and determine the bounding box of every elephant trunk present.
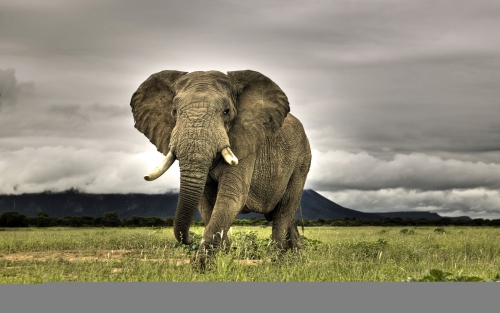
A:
[173,167,209,244]
[172,138,215,245]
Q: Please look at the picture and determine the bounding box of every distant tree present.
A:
[79,216,96,226]
[144,217,165,227]
[124,216,146,227]
[60,216,83,227]
[164,217,174,226]
[0,212,28,227]
[31,212,57,227]
[435,218,452,226]
[472,219,485,226]
[192,220,204,226]
[488,219,500,226]
[94,217,104,226]
[102,211,121,227]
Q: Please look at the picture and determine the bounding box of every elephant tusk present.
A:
[144,151,176,181]
[221,147,238,165]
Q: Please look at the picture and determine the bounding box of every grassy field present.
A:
[1,226,500,283]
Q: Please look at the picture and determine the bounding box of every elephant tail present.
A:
[299,204,304,236]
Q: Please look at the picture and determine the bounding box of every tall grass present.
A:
[1,226,499,283]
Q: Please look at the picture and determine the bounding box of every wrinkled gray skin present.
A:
[131,70,311,264]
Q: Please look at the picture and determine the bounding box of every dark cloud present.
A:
[307,55,500,161]
[319,189,500,220]
[0,68,34,108]
[307,150,500,192]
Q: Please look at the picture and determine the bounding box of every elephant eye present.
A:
[223,109,230,115]
[172,109,177,117]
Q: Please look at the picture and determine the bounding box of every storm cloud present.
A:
[307,150,500,191]
[320,189,500,220]
[0,68,34,108]
[1,0,499,218]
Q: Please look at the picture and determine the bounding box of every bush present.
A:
[344,239,388,258]
[434,227,446,234]
[404,269,485,282]
[172,231,202,255]
[400,229,415,235]
[230,230,263,259]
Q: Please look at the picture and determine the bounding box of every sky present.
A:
[1,0,499,219]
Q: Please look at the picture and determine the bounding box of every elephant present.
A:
[130,70,311,264]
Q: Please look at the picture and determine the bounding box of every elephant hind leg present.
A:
[270,200,302,251]
[271,180,306,250]
[286,219,302,250]
[271,152,310,250]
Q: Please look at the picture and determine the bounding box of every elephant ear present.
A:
[130,70,188,155]
[227,70,290,160]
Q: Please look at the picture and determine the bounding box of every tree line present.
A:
[1,211,500,228]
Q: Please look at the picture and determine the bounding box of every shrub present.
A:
[434,227,446,234]
[404,269,485,282]
[172,231,202,255]
[400,229,415,235]
[230,230,263,259]
[344,239,389,259]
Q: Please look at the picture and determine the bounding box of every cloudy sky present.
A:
[1,0,499,219]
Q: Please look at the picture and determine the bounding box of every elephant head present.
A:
[131,70,289,245]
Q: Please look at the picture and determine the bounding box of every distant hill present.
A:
[0,189,470,221]
[297,190,384,220]
[0,190,179,219]
[372,211,472,221]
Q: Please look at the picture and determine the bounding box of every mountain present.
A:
[297,190,384,220]
[372,211,472,221]
[0,189,470,220]
[0,190,179,219]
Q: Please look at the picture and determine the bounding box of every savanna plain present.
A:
[1,226,499,283]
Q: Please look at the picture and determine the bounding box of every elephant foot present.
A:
[286,235,303,251]
[266,246,304,265]
[191,253,210,271]
[191,246,213,271]
[266,232,303,263]
[191,240,229,270]
[269,228,303,252]
[286,223,303,250]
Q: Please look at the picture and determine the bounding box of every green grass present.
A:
[1,226,500,283]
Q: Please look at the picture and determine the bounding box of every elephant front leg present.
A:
[194,155,255,267]
[195,194,247,269]
[198,182,218,226]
